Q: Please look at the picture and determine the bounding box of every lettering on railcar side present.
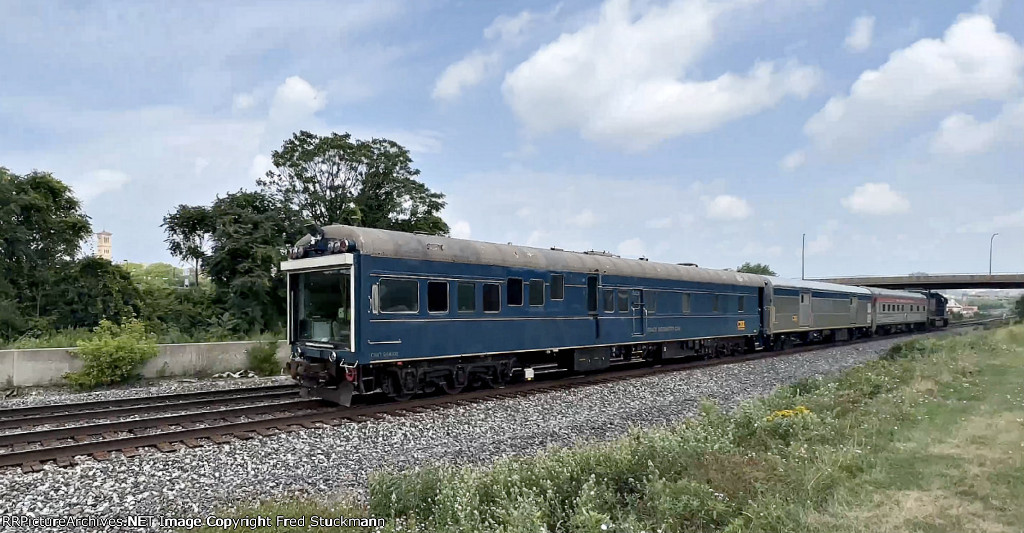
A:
[371,351,400,358]
[737,320,745,330]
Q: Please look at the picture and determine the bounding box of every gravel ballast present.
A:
[0,334,947,532]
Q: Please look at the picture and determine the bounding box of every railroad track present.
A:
[0,320,1004,473]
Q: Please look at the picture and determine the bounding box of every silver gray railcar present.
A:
[762,276,873,349]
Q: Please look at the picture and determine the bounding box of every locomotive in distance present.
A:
[281,224,948,405]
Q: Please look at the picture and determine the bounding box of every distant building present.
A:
[95,231,112,261]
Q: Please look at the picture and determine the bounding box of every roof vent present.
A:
[677,262,699,267]
[582,250,620,258]
[426,243,443,251]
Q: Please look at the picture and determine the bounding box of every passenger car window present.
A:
[617,290,629,312]
[529,279,544,306]
[457,282,475,312]
[603,289,614,312]
[647,291,657,314]
[507,278,523,306]
[551,274,564,300]
[379,279,419,313]
[427,281,448,313]
[738,296,745,313]
[483,283,500,312]
[712,295,720,313]
[683,293,691,314]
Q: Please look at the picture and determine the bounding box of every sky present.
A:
[1,0,1022,279]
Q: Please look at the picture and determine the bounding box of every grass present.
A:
[188,325,1024,533]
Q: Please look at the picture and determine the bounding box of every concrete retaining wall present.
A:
[0,341,289,388]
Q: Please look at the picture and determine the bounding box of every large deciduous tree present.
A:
[162,204,213,286]
[0,167,92,339]
[258,131,449,235]
[203,190,303,334]
[45,257,143,330]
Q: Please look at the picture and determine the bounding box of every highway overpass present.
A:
[810,273,1024,290]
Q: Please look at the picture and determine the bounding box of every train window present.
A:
[738,296,745,313]
[427,281,449,313]
[587,276,598,313]
[683,293,691,314]
[529,279,545,306]
[603,289,615,312]
[551,274,565,300]
[712,295,720,313]
[507,278,523,306]
[457,282,476,312]
[483,283,501,312]
[379,279,419,313]
[647,291,657,314]
[617,290,629,312]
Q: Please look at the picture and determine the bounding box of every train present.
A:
[280,224,949,405]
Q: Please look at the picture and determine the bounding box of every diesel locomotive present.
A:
[281,225,947,405]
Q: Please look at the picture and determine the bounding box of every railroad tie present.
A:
[156,442,177,453]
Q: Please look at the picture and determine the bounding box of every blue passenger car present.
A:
[281,225,764,404]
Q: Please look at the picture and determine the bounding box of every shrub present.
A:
[64,318,158,390]
[247,341,281,376]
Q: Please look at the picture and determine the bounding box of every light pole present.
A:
[989,233,999,275]
[801,233,806,280]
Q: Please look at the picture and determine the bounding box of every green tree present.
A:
[736,262,777,276]
[45,257,143,330]
[258,131,449,235]
[162,204,213,286]
[203,190,302,333]
[0,167,92,339]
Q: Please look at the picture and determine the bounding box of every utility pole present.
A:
[989,233,999,275]
[801,233,806,280]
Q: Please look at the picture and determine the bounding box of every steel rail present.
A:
[0,389,299,429]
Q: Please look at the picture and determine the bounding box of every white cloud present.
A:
[249,154,274,180]
[805,233,833,256]
[617,238,646,258]
[841,183,910,215]
[502,0,821,150]
[930,98,1024,155]
[269,76,326,123]
[450,220,472,239]
[705,195,752,220]
[72,169,131,202]
[960,208,1024,233]
[433,6,558,102]
[844,15,875,52]
[568,209,598,228]
[780,150,806,171]
[803,14,1024,153]
[432,52,501,102]
[232,92,258,112]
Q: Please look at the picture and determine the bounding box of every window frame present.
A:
[457,281,476,313]
[617,289,629,312]
[529,279,545,306]
[712,294,720,313]
[603,289,615,313]
[550,274,565,301]
[683,293,691,314]
[482,283,501,313]
[378,278,420,314]
[507,277,524,307]
[426,280,449,314]
[738,295,745,313]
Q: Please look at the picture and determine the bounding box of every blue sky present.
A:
[1,0,1022,278]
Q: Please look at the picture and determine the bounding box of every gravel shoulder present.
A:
[0,333,952,532]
